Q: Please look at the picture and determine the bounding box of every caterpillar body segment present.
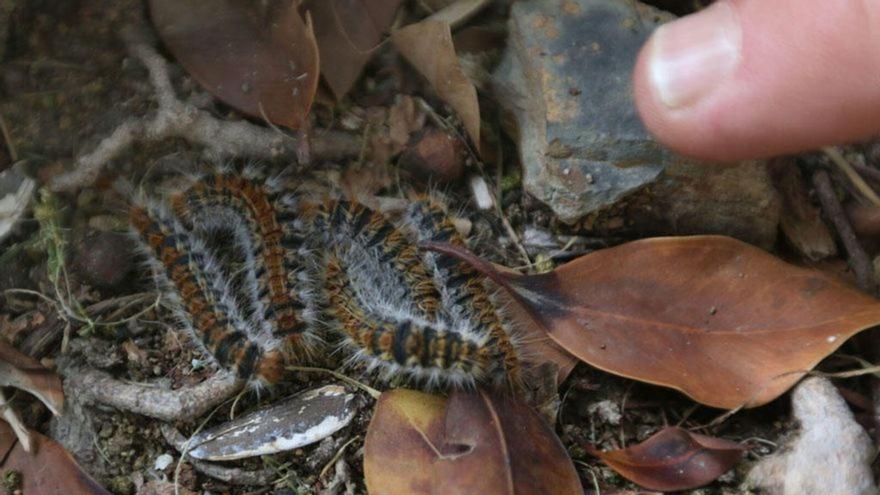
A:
[405,198,524,387]
[129,202,284,385]
[309,200,443,319]
[169,169,317,357]
[323,253,494,388]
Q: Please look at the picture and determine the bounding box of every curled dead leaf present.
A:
[306,0,403,99]
[150,0,319,129]
[587,427,743,491]
[424,236,880,409]
[0,340,63,415]
[364,388,581,495]
[392,20,481,152]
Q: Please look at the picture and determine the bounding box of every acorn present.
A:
[400,128,466,183]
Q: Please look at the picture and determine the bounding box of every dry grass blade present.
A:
[824,146,880,207]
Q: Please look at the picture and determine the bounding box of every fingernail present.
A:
[648,2,742,108]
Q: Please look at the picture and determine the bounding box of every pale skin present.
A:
[633,0,880,161]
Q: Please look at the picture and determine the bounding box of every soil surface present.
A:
[3,1,870,494]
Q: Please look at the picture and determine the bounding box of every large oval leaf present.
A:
[425,236,880,408]
[364,388,582,495]
[150,0,319,129]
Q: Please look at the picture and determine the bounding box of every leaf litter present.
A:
[4,0,880,493]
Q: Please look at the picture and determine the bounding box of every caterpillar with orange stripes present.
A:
[129,165,527,391]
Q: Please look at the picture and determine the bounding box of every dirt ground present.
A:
[3,1,873,494]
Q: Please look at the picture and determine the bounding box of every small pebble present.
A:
[154,453,174,471]
[70,229,135,290]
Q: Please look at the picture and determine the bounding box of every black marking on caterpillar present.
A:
[323,252,493,387]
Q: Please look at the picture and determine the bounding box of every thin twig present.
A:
[62,366,243,422]
[812,170,876,293]
[319,435,359,480]
[824,146,880,207]
[851,161,880,186]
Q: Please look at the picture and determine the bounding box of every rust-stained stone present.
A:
[494,0,780,247]
[494,0,670,222]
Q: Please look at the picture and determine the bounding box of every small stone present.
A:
[98,424,114,439]
[69,229,136,290]
[154,453,174,471]
[586,399,622,425]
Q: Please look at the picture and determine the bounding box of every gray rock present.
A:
[494,0,670,222]
[494,0,780,246]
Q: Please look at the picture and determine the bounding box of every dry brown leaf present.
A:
[150,0,319,129]
[392,20,481,152]
[424,236,880,409]
[306,0,403,99]
[364,388,581,495]
[0,340,63,415]
[587,427,743,491]
[494,284,578,384]
[0,421,111,494]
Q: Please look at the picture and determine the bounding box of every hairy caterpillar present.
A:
[130,166,527,390]
[130,199,286,384]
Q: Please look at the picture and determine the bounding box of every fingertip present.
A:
[633,0,880,162]
[633,35,732,161]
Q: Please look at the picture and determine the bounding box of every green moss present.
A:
[2,469,22,494]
